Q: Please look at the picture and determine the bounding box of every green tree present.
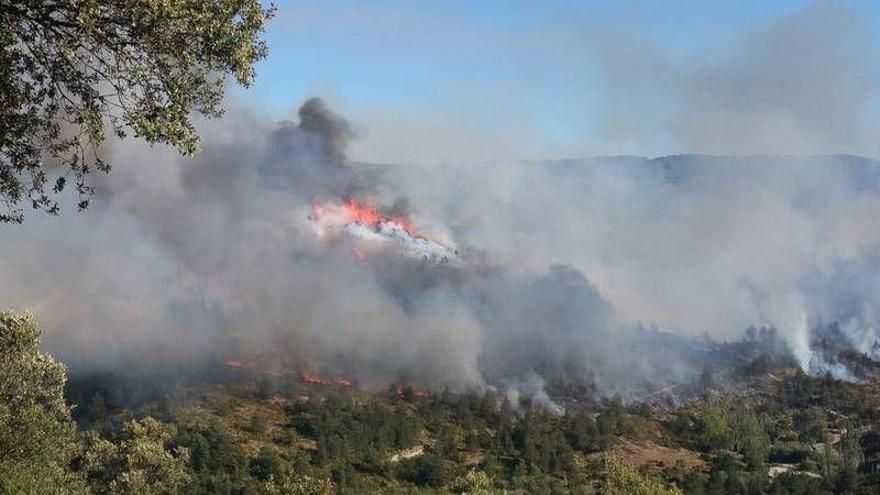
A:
[264,471,334,495]
[80,417,191,494]
[0,0,274,222]
[250,446,284,482]
[600,454,683,495]
[451,469,495,494]
[0,309,86,493]
[835,423,864,493]
[793,408,827,443]
[698,401,732,451]
[729,405,770,469]
[249,411,267,434]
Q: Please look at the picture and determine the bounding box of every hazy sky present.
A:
[234,1,880,163]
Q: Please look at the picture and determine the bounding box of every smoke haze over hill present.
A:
[3,1,880,402]
[2,95,880,401]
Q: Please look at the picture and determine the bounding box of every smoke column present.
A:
[2,1,880,399]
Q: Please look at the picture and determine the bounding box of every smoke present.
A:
[0,98,489,394]
[0,95,705,400]
[2,2,880,402]
[386,154,880,379]
[591,2,879,158]
[3,96,880,401]
[296,97,356,165]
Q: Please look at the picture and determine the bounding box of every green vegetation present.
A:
[0,309,85,493]
[0,0,273,221]
[601,454,683,495]
[5,309,880,493]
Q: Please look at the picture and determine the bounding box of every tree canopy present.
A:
[0,0,274,222]
[1,314,878,493]
[601,454,683,495]
[0,309,85,493]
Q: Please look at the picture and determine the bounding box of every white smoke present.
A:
[3,99,880,400]
[2,2,880,401]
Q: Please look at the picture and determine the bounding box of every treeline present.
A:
[4,309,880,494]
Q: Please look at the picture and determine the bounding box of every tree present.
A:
[249,411,267,434]
[0,0,274,222]
[698,401,732,452]
[79,417,191,494]
[0,309,86,493]
[249,447,284,482]
[264,471,333,495]
[600,454,683,495]
[450,469,494,494]
[835,423,865,493]
[794,408,827,443]
[729,406,770,469]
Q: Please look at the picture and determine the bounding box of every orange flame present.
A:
[301,372,332,385]
[394,385,430,398]
[344,198,382,226]
[343,198,417,235]
[301,371,352,387]
[222,359,352,387]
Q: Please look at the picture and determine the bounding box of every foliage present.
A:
[450,469,494,494]
[698,400,733,451]
[264,471,334,495]
[6,312,880,493]
[729,405,771,469]
[793,408,827,443]
[173,418,252,493]
[0,309,86,493]
[0,0,274,221]
[601,454,683,495]
[79,417,191,494]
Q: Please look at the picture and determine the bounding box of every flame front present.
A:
[222,359,352,387]
[394,385,430,398]
[315,198,417,235]
[309,197,459,264]
[343,198,382,228]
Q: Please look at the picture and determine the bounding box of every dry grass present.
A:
[613,438,706,474]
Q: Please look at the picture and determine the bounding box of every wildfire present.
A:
[221,359,352,388]
[222,360,433,396]
[394,385,430,398]
[342,198,416,235]
[300,371,352,387]
[300,372,332,385]
[308,197,459,264]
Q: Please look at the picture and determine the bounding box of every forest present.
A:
[4,309,880,494]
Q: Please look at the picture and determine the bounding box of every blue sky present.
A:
[233,1,880,163]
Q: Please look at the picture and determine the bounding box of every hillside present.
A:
[62,353,880,494]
